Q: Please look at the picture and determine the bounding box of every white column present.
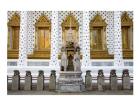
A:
[114,11,124,67]
[107,11,114,54]
[27,11,34,54]
[18,11,28,67]
[50,11,59,70]
[82,11,91,69]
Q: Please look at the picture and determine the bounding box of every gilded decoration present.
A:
[28,15,51,59]
[7,13,20,59]
[90,14,113,59]
[121,12,133,59]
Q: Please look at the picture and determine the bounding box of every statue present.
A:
[26,71,31,76]
[67,28,73,42]
[98,70,104,77]
[110,69,117,77]
[73,52,81,71]
[67,54,74,71]
[14,70,20,76]
[123,69,129,77]
[61,52,68,71]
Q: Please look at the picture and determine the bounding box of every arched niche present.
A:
[90,14,113,59]
[121,12,133,59]
[28,15,51,59]
[61,14,79,46]
[7,13,20,59]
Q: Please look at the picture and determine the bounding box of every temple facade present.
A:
[7,11,133,79]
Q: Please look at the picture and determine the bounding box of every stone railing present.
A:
[7,70,56,91]
[85,69,133,91]
[7,69,133,91]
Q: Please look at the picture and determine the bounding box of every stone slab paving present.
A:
[8,90,133,95]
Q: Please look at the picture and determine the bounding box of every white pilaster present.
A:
[50,11,59,70]
[114,11,124,67]
[27,11,34,54]
[82,11,91,69]
[18,11,28,67]
[107,11,114,54]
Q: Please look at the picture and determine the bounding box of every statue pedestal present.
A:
[37,75,44,91]
[110,76,118,90]
[24,76,32,91]
[85,70,92,91]
[122,76,130,90]
[58,71,84,92]
[12,75,20,91]
[97,76,104,91]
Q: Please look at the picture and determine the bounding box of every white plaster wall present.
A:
[7,11,133,58]
[7,11,133,74]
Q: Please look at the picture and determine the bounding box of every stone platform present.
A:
[58,71,84,92]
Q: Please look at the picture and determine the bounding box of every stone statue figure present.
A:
[67,54,74,71]
[61,52,68,71]
[67,28,73,42]
[73,52,81,71]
